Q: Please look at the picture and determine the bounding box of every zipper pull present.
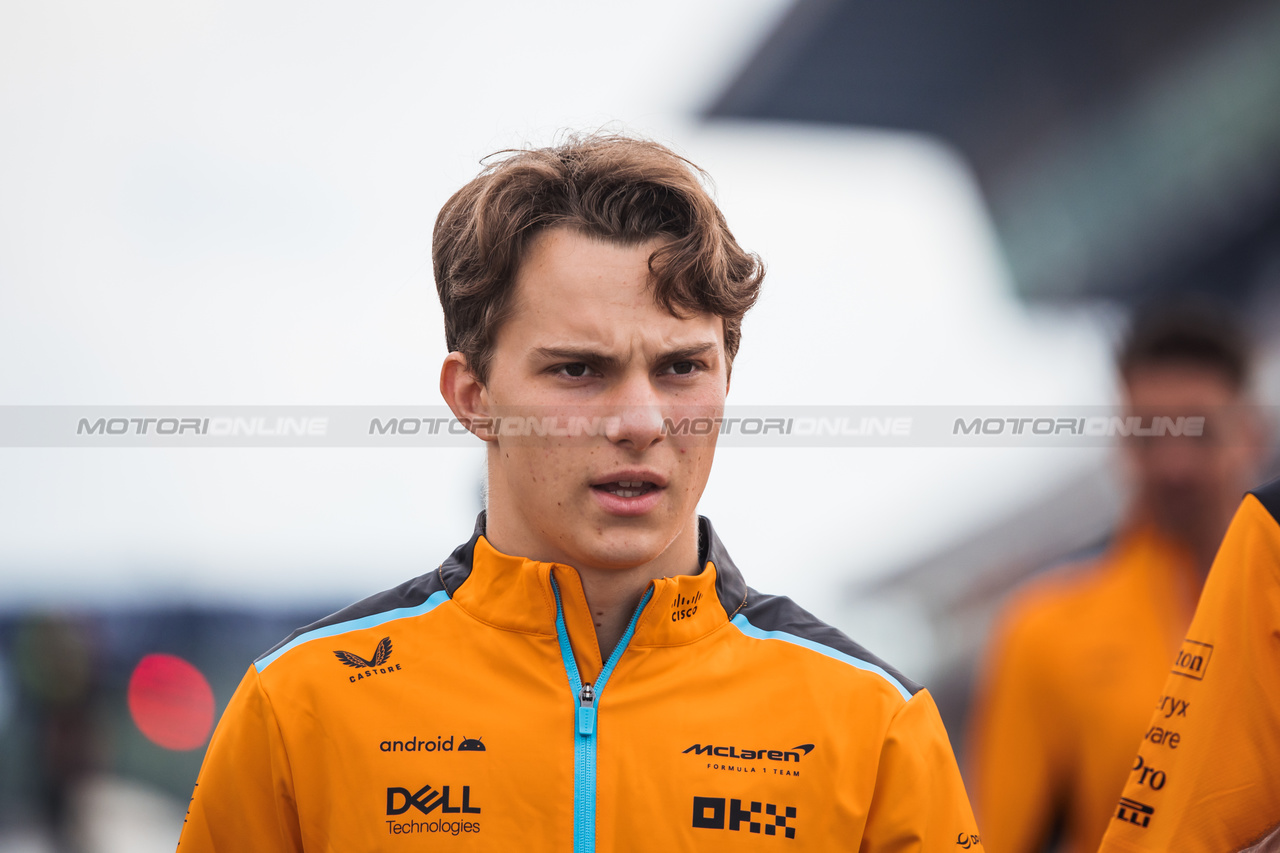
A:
[577,682,596,736]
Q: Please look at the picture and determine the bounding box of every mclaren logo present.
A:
[684,742,813,777]
[334,637,402,683]
[684,743,814,762]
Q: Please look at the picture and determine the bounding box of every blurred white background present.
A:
[0,1,1115,627]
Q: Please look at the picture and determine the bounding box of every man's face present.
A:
[1122,363,1261,553]
[474,227,727,572]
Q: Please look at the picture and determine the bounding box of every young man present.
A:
[176,134,979,851]
[966,306,1265,853]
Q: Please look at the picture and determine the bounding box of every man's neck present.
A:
[579,564,662,662]
[483,510,703,661]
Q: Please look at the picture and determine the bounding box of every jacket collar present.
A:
[439,513,748,678]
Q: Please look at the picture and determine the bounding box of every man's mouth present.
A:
[592,480,659,499]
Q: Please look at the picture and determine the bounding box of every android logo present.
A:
[458,736,486,752]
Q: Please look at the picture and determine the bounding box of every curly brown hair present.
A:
[432,133,765,384]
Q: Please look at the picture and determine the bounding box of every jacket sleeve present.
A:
[177,665,304,853]
[860,689,983,852]
[964,596,1064,853]
[1098,492,1280,853]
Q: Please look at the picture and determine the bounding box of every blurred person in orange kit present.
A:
[1097,475,1280,853]
[964,303,1268,853]
[1095,471,1280,850]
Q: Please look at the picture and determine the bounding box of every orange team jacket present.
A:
[1099,479,1280,853]
[965,525,1201,853]
[177,515,981,852]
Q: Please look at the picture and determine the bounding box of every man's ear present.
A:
[440,352,496,442]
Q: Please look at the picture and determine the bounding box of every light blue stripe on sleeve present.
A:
[255,589,451,672]
[730,613,913,702]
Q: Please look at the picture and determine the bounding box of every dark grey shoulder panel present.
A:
[699,516,748,616]
[437,512,485,594]
[1249,476,1280,525]
[736,588,923,697]
[255,514,484,663]
[255,571,448,664]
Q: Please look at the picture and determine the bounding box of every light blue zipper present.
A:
[551,576,654,853]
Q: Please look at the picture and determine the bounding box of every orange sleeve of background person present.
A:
[966,588,1070,853]
[1099,488,1280,853]
[177,666,304,853]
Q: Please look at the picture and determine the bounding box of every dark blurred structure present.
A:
[9,616,97,853]
[708,0,1280,309]
[0,606,333,850]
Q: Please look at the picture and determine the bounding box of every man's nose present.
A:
[604,372,664,451]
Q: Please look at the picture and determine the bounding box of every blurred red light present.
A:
[127,653,214,751]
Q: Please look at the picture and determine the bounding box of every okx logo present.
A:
[334,637,402,683]
[386,784,481,816]
[693,796,795,840]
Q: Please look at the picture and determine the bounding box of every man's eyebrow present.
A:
[532,347,624,371]
[530,342,719,368]
[661,342,719,362]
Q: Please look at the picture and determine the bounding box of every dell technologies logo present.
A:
[387,784,480,816]
[385,784,481,837]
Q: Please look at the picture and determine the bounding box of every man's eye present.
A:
[558,363,591,378]
[667,361,697,375]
